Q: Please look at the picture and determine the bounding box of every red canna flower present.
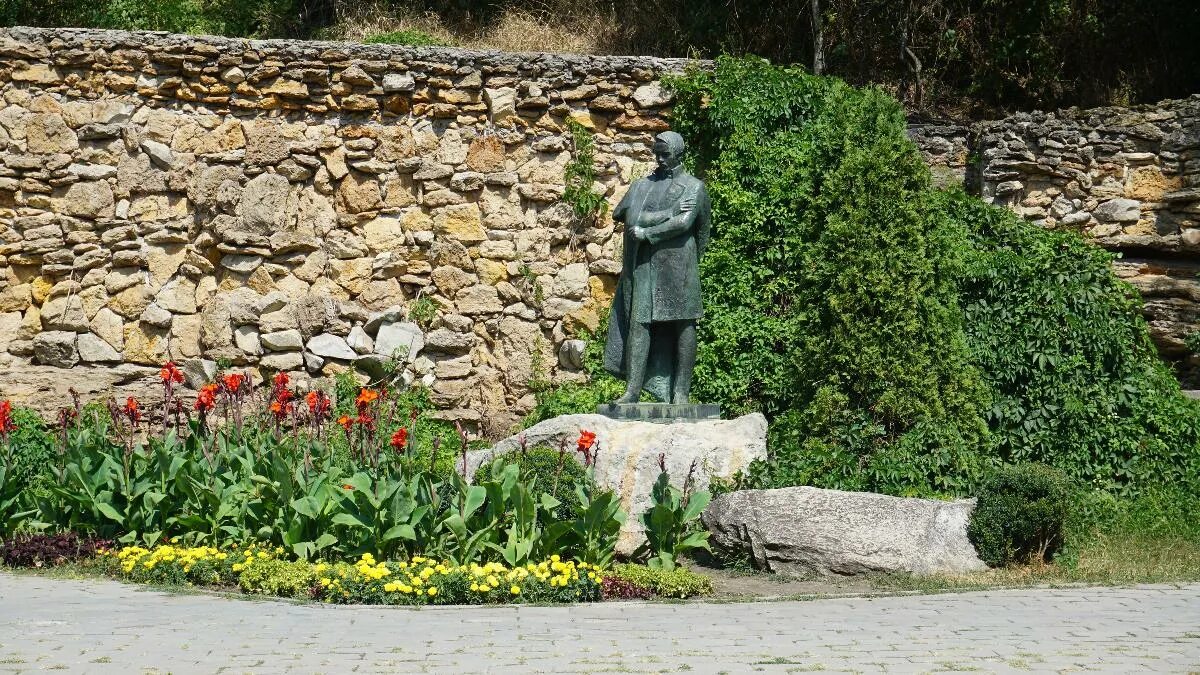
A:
[222,373,245,395]
[336,415,353,432]
[305,390,332,421]
[269,399,292,420]
[356,413,375,432]
[272,372,289,389]
[159,361,184,385]
[577,430,596,452]
[123,397,141,423]
[194,383,218,412]
[390,428,408,451]
[577,429,597,466]
[0,400,15,439]
[354,388,378,412]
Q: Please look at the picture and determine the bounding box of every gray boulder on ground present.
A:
[464,412,768,555]
[702,486,987,577]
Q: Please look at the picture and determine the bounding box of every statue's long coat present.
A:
[603,168,711,390]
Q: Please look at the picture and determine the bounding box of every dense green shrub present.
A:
[670,56,990,497]
[948,191,1200,495]
[3,406,57,487]
[610,563,712,598]
[473,446,591,522]
[967,463,1072,567]
[665,56,1200,502]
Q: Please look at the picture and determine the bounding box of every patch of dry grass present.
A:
[874,530,1200,593]
[318,1,625,54]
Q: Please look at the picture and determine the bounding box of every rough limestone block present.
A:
[464,413,767,555]
[306,333,357,360]
[702,487,987,577]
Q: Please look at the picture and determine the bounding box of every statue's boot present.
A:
[614,389,641,404]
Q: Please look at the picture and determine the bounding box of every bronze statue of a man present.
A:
[603,131,711,405]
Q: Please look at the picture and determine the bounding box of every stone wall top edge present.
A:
[1,25,710,73]
[978,93,1200,128]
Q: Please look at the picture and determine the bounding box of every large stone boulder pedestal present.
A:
[463,412,767,555]
[703,487,987,576]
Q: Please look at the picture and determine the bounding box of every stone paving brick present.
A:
[1,574,1199,673]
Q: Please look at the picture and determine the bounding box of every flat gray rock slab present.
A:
[1,573,1198,673]
[704,486,988,576]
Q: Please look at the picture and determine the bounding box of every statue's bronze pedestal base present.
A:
[596,403,721,423]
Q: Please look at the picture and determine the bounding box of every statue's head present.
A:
[652,131,686,173]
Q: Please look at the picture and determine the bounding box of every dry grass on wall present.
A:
[321,1,625,55]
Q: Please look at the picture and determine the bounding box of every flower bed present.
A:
[0,362,715,604]
[98,543,605,604]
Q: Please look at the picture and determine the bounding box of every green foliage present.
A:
[967,463,1072,567]
[3,382,627,567]
[407,296,439,329]
[237,557,319,598]
[669,56,989,497]
[0,0,303,38]
[948,190,1200,495]
[363,29,446,46]
[562,120,608,224]
[474,446,591,522]
[3,406,56,487]
[667,56,1200,503]
[635,469,710,570]
[524,317,624,427]
[610,562,712,598]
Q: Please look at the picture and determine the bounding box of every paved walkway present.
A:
[0,574,1197,674]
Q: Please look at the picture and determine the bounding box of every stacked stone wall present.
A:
[0,27,687,428]
[1,26,1198,423]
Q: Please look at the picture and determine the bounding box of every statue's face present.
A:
[653,141,683,172]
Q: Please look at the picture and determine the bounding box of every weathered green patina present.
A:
[602,131,711,405]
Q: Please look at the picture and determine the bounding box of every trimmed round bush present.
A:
[968,463,1073,566]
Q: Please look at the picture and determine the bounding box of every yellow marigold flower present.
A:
[588,572,596,580]
[428,587,437,597]
[551,554,560,562]
[384,582,397,592]
[400,584,412,594]
[487,575,499,586]
[470,583,479,592]
[232,563,244,572]
[411,576,423,586]
[510,585,521,595]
